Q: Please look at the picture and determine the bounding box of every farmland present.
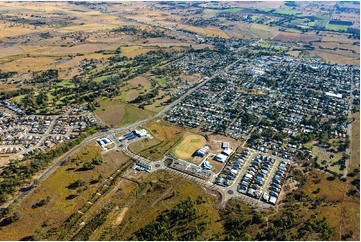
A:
[326,24,349,32]
[275,9,302,15]
[250,24,279,39]
[183,26,229,38]
[273,32,322,43]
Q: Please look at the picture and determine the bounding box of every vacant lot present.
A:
[172,132,207,161]
[95,97,153,128]
[286,50,302,57]
[207,134,241,154]
[95,98,126,128]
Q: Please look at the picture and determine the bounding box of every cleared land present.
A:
[128,76,151,90]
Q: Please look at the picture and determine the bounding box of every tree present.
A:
[67,179,86,189]
[252,212,264,224]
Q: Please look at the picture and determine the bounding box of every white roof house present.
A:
[222,148,233,156]
[221,142,229,149]
[263,193,269,202]
[202,161,212,170]
[269,196,277,205]
[214,153,228,163]
[325,92,342,99]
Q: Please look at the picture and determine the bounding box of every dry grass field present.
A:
[182,74,201,84]
[129,121,185,161]
[143,90,170,114]
[0,142,131,241]
[125,76,152,102]
[224,24,256,39]
[95,97,153,128]
[95,98,127,128]
[128,76,151,90]
[124,90,139,102]
[250,23,280,39]
[273,32,322,42]
[121,46,158,58]
[90,169,223,241]
[350,109,360,171]
[286,50,302,57]
[184,26,230,38]
[0,22,49,38]
[172,132,207,161]
[0,45,25,58]
[306,49,360,65]
[300,170,360,240]
[1,56,56,72]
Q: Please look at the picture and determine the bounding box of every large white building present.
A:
[222,148,233,156]
[195,146,209,157]
[134,129,148,137]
